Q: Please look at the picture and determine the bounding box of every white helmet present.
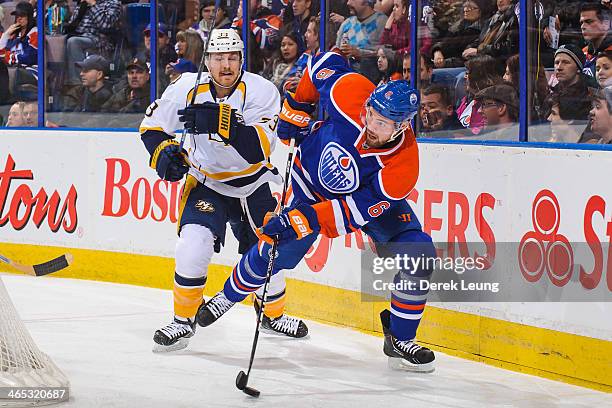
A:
[206,29,244,60]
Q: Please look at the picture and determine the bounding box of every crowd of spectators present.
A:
[0,0,610,144]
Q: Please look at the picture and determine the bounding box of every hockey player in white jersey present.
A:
[139,29,308,352]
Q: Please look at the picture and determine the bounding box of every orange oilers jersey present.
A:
[289,51,420,238]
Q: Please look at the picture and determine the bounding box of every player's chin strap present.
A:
[388,121,411,142]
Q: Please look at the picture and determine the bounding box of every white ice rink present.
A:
[2,274,610,408]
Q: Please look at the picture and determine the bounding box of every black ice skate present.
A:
[380,309,435,372]
[254,300,309,338]
[153,317,196,353]
[196,292,236,327]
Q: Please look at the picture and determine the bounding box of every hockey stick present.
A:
[178,0,222,150]
[0,253,73,276]
[236,138,296,398]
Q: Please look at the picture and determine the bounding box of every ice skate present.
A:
[380,310,435,372]
[196,292,236,327]
[153,317,196,353]
[254,300,309,338]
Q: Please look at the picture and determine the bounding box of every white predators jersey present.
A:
[140,71,282,198]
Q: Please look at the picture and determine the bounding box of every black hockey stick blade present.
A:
[33,253,73,276]
[236,370,260,397]
[236,370,248,390]
[0,253,73,276]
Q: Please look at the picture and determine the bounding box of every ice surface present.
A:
[2,274,610,408]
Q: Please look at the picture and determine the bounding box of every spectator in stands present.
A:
[193,0,232,43]
[22,100,36,127]
[231,0,283,53]
[431,0,492,68]
[336,0,387,83]
[5,101,26,127]
[101,57,150,114]
[457,54,504,134]
[550,45,595,103]
[267,0,291,15]
[588,86,612,144]
[596,50,612,87]
[376,46,402,85]
[137,23,177,74]
[580,2,612,78]
[63,54,113,112]
[0,1,38,92]
[380,0,431,56]
[166,58,198,83]
[168,29,203,75]
[549,45,599,143]
[463,0,517,61]
[544,90,592,143]
[283,0,315,52]
[419,83,462,135]
[175,0,198,31]
[298,16,319,69]
[0,2,37,66]
[136,23,177,92]
[266,28,301,92]
[504,53,549,123]
[283,16,319,93]
[328,0,351,40]
[402,52,433,87]
[373,0,393,15]
[503,53,519,85]
[430,0,465,40]
[64,0,122,87]
[474,83,518,137]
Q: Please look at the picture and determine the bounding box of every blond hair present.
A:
[176,29,204,68]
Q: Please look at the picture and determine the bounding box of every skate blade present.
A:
[152,338,189,353]
[388,357,435,373]
[260,326,310,339]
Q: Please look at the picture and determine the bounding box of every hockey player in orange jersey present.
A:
[197,50,436,371]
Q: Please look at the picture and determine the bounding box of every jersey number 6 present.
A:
[368,201,390,217]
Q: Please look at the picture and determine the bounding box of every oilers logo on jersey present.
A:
[318,142,359,194]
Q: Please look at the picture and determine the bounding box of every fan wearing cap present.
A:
[64,55,113,112]
[101,57,150,114]
[0,1,38,67]
[64,0,121,86]
[165,58,198,83]
[550,45,607,144]
[475,83,518,135]
[136,23,177,91]
[139,29,310,351]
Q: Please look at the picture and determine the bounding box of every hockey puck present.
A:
[243,386,261,398]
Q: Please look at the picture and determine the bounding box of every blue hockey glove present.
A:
[178,102,239,143]
[258,203,320,244]
[278,92,316,145]
[150,140,189,182]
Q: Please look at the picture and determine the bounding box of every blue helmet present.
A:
[367,80,420,122]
